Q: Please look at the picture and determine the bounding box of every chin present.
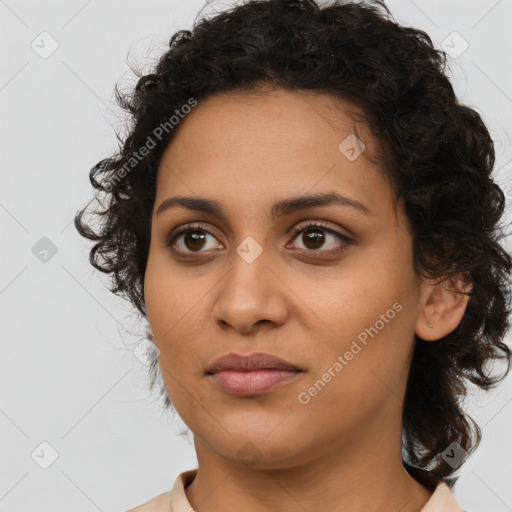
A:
[208,432,311,470]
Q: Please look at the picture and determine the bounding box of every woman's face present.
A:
[144,87,431,468]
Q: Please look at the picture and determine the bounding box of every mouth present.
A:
[206,352,304,396]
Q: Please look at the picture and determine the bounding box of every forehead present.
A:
[155,87,396,221]
[163,86,377,153]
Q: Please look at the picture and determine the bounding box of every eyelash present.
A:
[165,221,353,258]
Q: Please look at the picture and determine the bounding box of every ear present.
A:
[415,272,472,342]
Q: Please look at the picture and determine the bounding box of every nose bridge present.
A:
[223,233,272,304]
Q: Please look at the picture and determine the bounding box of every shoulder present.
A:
[421,481,466,512]
[125,491,172,512]
[124,469,197,512]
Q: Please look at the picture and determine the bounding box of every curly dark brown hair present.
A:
[75,0,512,491]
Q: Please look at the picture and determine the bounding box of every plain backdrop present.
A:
[1,1,511,511]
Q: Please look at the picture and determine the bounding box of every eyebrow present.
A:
[156,191,373,219]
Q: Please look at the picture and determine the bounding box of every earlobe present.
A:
[415,273,472,342]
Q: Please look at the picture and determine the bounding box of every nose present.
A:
[211,248,290,335]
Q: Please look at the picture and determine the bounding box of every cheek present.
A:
[310,264,416,391]
[297,301,414,437]
[145,248,188,334]
[144,258,211,376]
[144,259,187,370]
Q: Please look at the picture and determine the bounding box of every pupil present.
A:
[185,232,206,251]
[304,230,324,249]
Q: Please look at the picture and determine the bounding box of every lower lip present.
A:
[208,369,302,396]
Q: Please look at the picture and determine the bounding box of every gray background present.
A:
[1,1,511,511]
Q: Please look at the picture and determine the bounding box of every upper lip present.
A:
[206,352,303,374]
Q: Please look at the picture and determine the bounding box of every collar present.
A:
[165,469,464,512]
[170,469,198,511]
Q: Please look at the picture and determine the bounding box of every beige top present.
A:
[127,469,466,511]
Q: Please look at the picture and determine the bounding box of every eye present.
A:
[165,223,222,255]
[287,221,352,255]
[164,221,353,257]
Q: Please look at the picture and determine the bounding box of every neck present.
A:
[185,427,434,512]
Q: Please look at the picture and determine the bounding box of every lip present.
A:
[209,369,302,396]
[206,352,303,373]
[206,352,304,396]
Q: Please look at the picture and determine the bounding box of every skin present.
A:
[143,87,470,512]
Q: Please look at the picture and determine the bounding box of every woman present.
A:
[75,0,511,510]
